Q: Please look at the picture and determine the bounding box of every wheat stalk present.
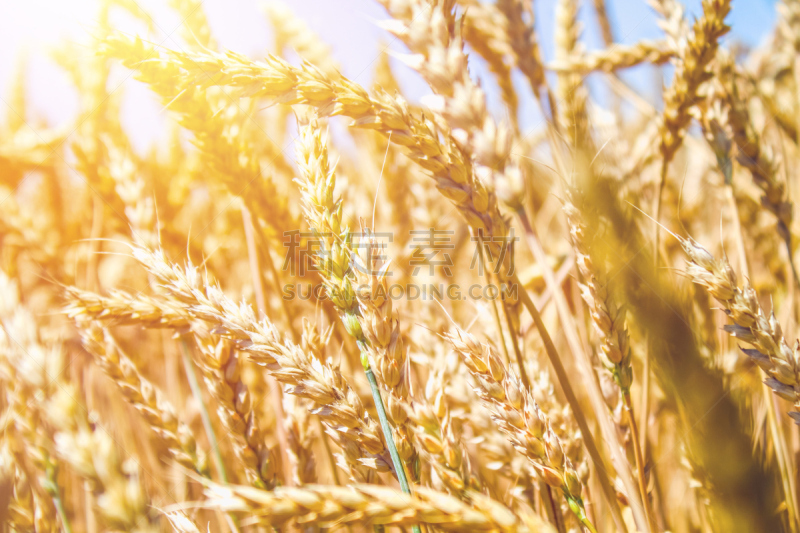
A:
[293,117,421,521]
[460,0,519,130]
[0,271,66,532]
[64,285,191,330]
[443,328,595,532]
[77,322,208,475]
[555,0,589,145]
[46,386,156,532]
[658,0,731,169]
[681,236,800,419]
[129,246,391,479]
[101,36,296,241]
[563,193,658,532]
[496,0,551,113]
[548,40,674,73]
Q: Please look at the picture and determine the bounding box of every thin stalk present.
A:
[516,210,634,532]
[791,53,800,286]
[475,230,530,387]
[86,196,103,292]
[365,365,409,493]
[180,338,227,484]
[651,159,667,501]
[502,302,529,392]
[544,483,566,533]
[592,0,614,46]
[538,481,556,529]
[52,489,73,533]
[651,451,668,531]
[259,229,301,344]
[577,510,599,533]
[359,341,421,533]
[640,339,665,530]
[475,229,512,365]
[568,495,599,533]
[44,462,73,533]
[513,272,627,533]
[640,336,650,459]
[764,382,799,533]
[623,391,657,533]
[490,284,513,367]
[654,159,668,271]
[316,416,341,485]
[84,480,96,533]
[179,343,244,531]
[492,298,512,365]
[725,188,750,278]
[535,255,575,311]
[241,207,268,316]
[312,417,353,533]
[241,206,293,487]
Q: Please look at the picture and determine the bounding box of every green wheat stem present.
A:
[568,496,598,533]
[180,338,228,484]
[44,461,73,533]
[581,517,599,533]
[358,340,421,533]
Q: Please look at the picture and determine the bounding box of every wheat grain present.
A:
[682,236,800,421]
[496,0,547,97]
[64,285,191,330]
[412,404,476,492]
[725,72,794,249]
[549,40,674,73]
[555,0,589,145]
[443,328,590,524]
[563,196,632,392]
[201,481,553,532]
[47,386,156,532]
[77,322,207,475]
[460,0,519,129]
[101,36,296,241]
[104,36,518,310]
[658,0,731,167]
[130,246,392,479]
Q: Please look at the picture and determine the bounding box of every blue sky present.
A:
[0,0,783,150]
[280,0,781,133]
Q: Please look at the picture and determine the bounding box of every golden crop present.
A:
[2,1,799,532]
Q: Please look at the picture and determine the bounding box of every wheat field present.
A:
[3,0,800,531]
